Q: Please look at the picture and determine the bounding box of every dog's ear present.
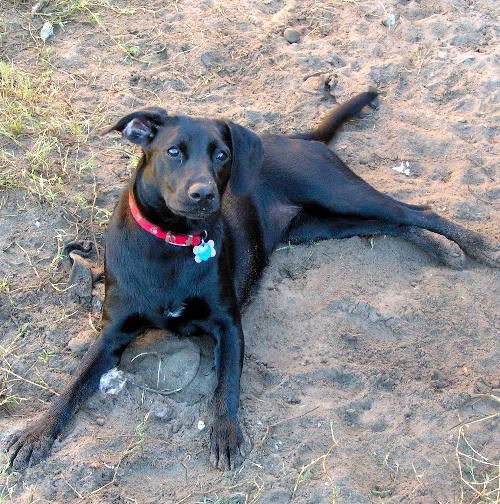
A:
[225,121,263,197]
[103,107,168,146]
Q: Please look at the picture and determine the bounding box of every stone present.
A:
[150,400,174,421]
[382,14,396,28]
[40,22,53,42]
[67,330,94,356]
[67,253,94,306]
[283,28,300,44]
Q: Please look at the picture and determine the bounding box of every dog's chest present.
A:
[137,260,215,326]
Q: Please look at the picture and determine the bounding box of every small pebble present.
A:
[67,330,93,357]
[197,420,205,430]
[96,417,105,426]
[438,50,448,59]
[150,400,174,421]
[284,28,300,44]
[382,14,396,28]
[40,22,53,42]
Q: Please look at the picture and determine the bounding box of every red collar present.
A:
[128,191,203,246]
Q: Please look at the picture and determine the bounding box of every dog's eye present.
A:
[167,146,180,158]
[215,151,229,162]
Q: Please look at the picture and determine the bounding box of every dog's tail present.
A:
[291,90,379,144]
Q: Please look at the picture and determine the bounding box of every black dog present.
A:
[7,91,498,471]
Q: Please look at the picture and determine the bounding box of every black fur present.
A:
[7,91,498,472]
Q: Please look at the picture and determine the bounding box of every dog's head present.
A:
[104,107,263,220]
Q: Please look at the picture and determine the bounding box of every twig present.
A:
[62,475,84,499]
[127,381,184,397]
[259,406,320,445]
[15,242,41,281]
[0,366,60,396]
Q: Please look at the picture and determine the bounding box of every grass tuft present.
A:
[455,407,500,504]
[0,62,92,204]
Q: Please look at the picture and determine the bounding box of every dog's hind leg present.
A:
[6,319,143,470]
[285,214,466,269]
[293,153,498,268]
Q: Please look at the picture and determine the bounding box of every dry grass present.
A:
[0,61,93,204]
[454,399,500,504]
[291,420,338,502]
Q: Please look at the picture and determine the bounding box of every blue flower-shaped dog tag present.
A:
[193,239,216,263]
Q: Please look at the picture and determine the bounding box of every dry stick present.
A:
[0,366,60,396]
[127,381,184,397]
[260,405,321,445]
[84,438,139,500]
[448,411,499,431]
[455,426,495,502]
[62,475,84,500]
[15,242,41,282]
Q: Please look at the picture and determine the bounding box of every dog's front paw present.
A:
[209,415,248,471]
[6,420,58,471]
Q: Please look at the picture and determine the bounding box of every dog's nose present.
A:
[188,183,215,204]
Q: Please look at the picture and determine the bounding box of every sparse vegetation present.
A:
[0,62,92,204]
[455,408,500,504]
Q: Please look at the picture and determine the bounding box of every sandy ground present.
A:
[0,0,499,502]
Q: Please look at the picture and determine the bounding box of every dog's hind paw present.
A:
[6,421,58,471]
[209,414,249,471]
[461,235,500,269]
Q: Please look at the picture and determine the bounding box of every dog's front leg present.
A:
[209,315,247,471]
[7,322,138,471]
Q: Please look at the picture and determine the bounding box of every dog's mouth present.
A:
[170,206,219,221]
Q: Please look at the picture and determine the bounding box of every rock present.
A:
[99,368,127,395]
[283,28,300,44]
[40,22,53,42]
[67,253,94,306]
[67,330,94,356]
[244,110,265,128]
[150,400,174,421]
[382,14,396,28]
[96,417,106,426]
